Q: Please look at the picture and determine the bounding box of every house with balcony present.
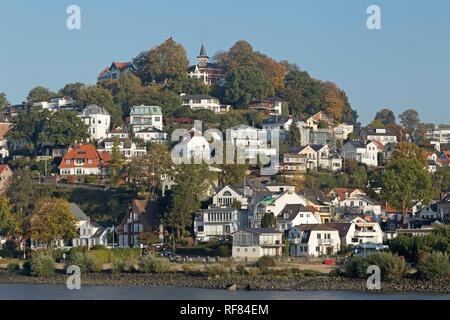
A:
[107,129,129,140]
[288,224,340,257]
[425,124,450,144]
[129,105,163,133]
[97,137,146,159]
[340,140,380,167]
[134,127,167,144]
[232,228,283,259]
[326,217,383,246]
[335,194,382,218]
[228,124,276,162]
[194,208,247,242]
[181,94,230,113]
[360,127,398,145]
[248,97,288,116]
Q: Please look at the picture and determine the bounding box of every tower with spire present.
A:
[197,41,209,67]
[187,39,225,86]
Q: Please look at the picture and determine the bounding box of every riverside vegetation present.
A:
[0,247,448,293]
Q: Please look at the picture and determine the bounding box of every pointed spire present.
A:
[199,39,208,57]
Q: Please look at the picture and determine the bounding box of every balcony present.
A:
[290,238,301,244]
[317,239,333,245]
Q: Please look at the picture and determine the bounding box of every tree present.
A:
[115,73,142,116]
[287,120,301,146]
[0,92,10,109]
[108,138,125,185]
[219,163,248,186]
[381,158,432,222]
[433,167,450,193]
[6,168,36,215]
[399,109,421,136]
[78,85,123,128]
[224,66,272,107]
[0,196,22,238]
[390,142,427,166]
[27,86,55,104]
[134,85,182,118]
[59,82,86,101]
[261,212,276,228]
[127,144,172,198]
[374,108,396,126]
[133,38,189,85]
[139,231,160,250]
[29,199,77,249]
[37,110,89,148]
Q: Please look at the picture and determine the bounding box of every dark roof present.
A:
[70,203,89,221]
[136,127,164,133]
[300,188,330,205]
[324,223,352,237]
[278,204,310,221]
[181,94,217,100]
[188,62,222,71]
[238,228,282,235]
[294,224,338,232]
[361,127,397,136]
[310,144,326,152]
[199,43,208,57]
[102,137,132,149]
[347,140,365,148]
[262,116,290,126]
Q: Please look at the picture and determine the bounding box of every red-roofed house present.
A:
[59,144,110,176]
[97,61,136,82]
[0,164,13,193]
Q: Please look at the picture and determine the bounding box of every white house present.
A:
[107,129,129,140]
[71,203,110,247]
[129,105,163,132]
[181,94,230,113]
[227,124,276,162]
[340,140,380,167]
[212,185,249,209]
[326,217,383,246]
[97,61,136,82]
[334,124,354,140]
[134,127,167,144]
[425,124,450,144]
[194,208,247,242]
[417,203,439,220]
[80,105,111,141]
[276,204,320,232]
[336,194,382,217]
[33,97,76,112]
[232,228,283,260]
[360,128,398,145]
[288,224,340,257]
[248,97,288,116]
[97,138,146,159]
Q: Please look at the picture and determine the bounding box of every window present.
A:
[317,233,321,239]
[316,246,320,252]
[66,160,71,165]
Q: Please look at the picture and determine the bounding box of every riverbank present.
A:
[0,270,448,294]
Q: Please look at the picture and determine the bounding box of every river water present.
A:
[0,284,448,300]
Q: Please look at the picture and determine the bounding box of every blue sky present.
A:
[0,0,449,125]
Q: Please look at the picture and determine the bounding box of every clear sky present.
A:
[0,0,449,125]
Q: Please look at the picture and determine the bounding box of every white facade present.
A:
[276,204,320,232]
[334,124,354,140]
[336,194,381,216]
[97,138,146,159]
[362,128,398,145]
[134,128,167,144]
[340,141,379,167]
[194,208,246,242]
[212,185,248,208]
[33,97,76,112]
[80,105,110,141]
[288,225,341,257]
[129,105,163,132]
[328,217,383,246]
[232,229,283,260]
[181,94,230,113]
[426,125,450,144]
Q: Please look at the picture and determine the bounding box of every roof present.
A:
[278,204,310,221]
[70,203,89,221]
[111,61,135,70]
[130,105,162,116]
[361,127,397,137]
[262,116,290,126]
[59,144,110,169]
[237,228,282,235]
[135,127,164,133]
[328,188,364,200]
[0,164,12,175]
[181,94,217,100]
[199,42,208,57]
[293,224,338,232]
[324,223,352,237]
[101,137,132,149]
[83,105,110,116]
[0,122,12,140]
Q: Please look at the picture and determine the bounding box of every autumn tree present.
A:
[391,142,427,166]
[108,138,125,185]
[374,108,396,126]
[26,86,56,104]
[0,196,22,238]
[59,82,86,101]
[29,199,77,249]
[114,73,142,116]
[381,158,432,223]
[78,85,123,128]
[6,169,36,216]
[433,167,450,194]
[134,85,182,118]
[0,92,9,109]
[219,163,248,186]
[133,38,189,85]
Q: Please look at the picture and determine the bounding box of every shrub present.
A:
[329,268,344,277]
[416,251,450,280]
[111,256,128,274]
[87,256,104,273]
[89,250,111,264]
[235,264,246,275]
[84,175,97,184]
[91,245,107,251]
[343,256,369,278]
[7,262,20,272]
[182,263,197,274]
[30,253,55,277]
[218,245,230,257]
[300,269,323,277]
[367,252,407,281]
[256,256,276,270]
[69,252,90,273]
[246,267,261,277]
[139,255,170,273]
[204,263,228,276]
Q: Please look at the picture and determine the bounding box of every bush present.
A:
[91,245,107,251]
[89,250,111,264]
[30,253,55,276]
[218,245,230,257]
[235,264,246,275]
[256,256,276,270]
[182,263,198,274]
[139,255,170,273]
[69,252,90,273]
[416,251,450,280]
[343,256,369,278]
[367,252,407,281]
[7,262,20,272]
[87,256,104,273]
[84,175,98,184]
[111,256,128,274]
[204,263,228,276]
[300,269,323,277]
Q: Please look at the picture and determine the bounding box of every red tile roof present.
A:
[328,188,365,200]
[0,164,12,175]
[59,144,110,169]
